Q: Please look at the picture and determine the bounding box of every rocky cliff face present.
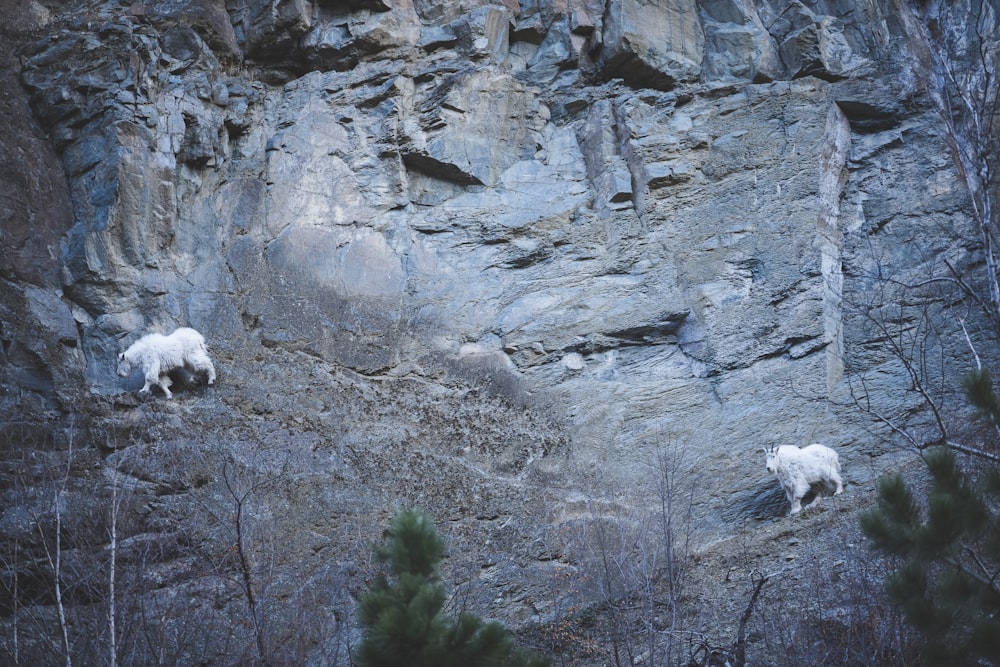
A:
[1,0,995,663]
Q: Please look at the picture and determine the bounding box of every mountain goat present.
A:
[118,327,216,399]
[763,444,844,515]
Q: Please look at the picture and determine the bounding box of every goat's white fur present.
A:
[118,327,215,398]
[763,444,843,515]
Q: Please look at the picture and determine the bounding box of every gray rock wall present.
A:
[1,0,996,661]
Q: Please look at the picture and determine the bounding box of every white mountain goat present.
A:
[763,444,844,515]
[118,327,216,398]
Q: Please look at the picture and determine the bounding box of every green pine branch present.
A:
[862,376,1000,666]
[355,508,549,667]
[963,368,1000,426]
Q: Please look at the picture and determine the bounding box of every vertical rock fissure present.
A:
[817,102,851,393]
[611,95,647,224]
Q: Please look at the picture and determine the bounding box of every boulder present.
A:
[598,0,704,89]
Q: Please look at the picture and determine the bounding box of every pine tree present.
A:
[355,508,550,667]
[861,369,1000,665]
[964,368,1000,432]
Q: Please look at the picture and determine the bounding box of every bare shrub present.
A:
[532,440,698,667]
[752,519,921,666]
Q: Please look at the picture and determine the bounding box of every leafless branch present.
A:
[733,571,768,667]
[893,0,1000,334]
[943,439,1000,464]
[221,462,267,663]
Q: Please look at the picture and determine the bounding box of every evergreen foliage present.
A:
[964,368,1000,428]
[355,508,550,667]
[862,373,1000,665]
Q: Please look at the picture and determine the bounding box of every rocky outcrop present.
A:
[597,0,705,89]
[0,1,80,412]
[1,0,996,663]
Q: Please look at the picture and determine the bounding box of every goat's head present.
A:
[763,446,778,474]
[117,352,132,377]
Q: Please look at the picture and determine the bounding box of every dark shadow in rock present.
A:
[166,367,198,390]
[724,483,808,522]
[118,367,210,399]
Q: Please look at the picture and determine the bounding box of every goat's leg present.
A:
[188,351,216,385]
[832,473,844,496]
[157,374,173,399]
[786,487,803,514]
[783,487,796,515]
[140,362,160,394]
[788,479,810,515]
